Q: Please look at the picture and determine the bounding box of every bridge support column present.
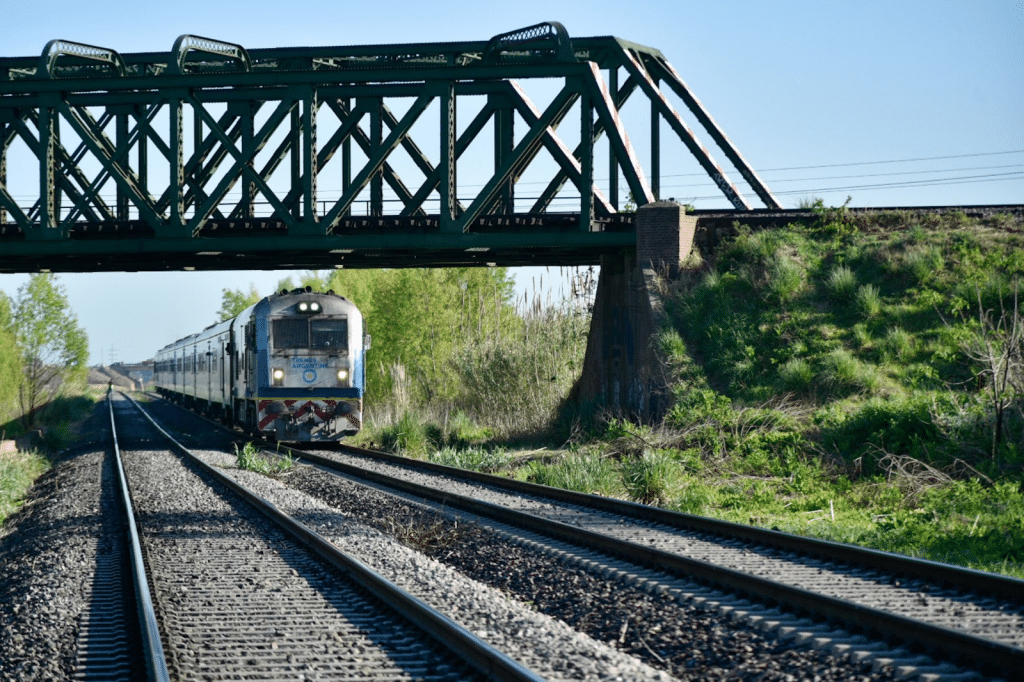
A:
[568,201,696,422]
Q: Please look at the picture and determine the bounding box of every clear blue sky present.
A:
[1,0,1021,365]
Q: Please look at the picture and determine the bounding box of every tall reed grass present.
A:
[365,268,594,439]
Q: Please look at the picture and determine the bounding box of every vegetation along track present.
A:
[282,441,1024,680]
[112,392,554,681]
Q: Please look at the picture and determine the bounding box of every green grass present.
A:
[523,450,621,497]
[0,447,49,525]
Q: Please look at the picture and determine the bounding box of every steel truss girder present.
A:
[0,28,780,272]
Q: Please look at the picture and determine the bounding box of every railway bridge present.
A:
[0,23,780,417]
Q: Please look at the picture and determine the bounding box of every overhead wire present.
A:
[3,150,1022,206]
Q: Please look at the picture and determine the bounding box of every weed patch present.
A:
[235,442,294,476]
[380,513,473,554]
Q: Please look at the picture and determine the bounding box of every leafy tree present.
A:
[0,291,23,424]
[274,275,297,293]
[366,267,515,403]
[12,274,88,424]
[216,283,262,321]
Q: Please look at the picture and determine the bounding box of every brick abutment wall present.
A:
[569,201,696,422]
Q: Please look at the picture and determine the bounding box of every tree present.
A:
[964,284,1024,461]
[0,291,23,424]
[217,283,262,321]
[12,274,88,424]
[366,267,515,404]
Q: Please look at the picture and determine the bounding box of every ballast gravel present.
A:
[283,466,899,682]
[0,404,112,681]
[184,445,673,682]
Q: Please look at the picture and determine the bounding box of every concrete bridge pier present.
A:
[568,201,697,423]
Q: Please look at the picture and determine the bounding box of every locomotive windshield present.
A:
[311,319,347,349]
[272,317,348,350]
[272,318,308,348]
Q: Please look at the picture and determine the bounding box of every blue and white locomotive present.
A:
[154,288,367,441]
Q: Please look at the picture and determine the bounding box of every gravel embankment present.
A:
[294,447,1024,656]
[0,404,111,681]
[139,399,910,680]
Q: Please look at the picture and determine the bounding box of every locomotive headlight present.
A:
[310,302,321,312]
[298,302,309,312]
[337,369,349,383]
[272,368,284,386]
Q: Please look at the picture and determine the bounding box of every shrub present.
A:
[881,327,915,363]
[817,349,880,396]
[235,442,294,476]
[825,265,858,304]
[953,272,1016,318]
[451,301,588,435]
[764,252,805,303]
[815,395,942,467]
[379,412,432,457]
[620,449,677,505]
[855,284,882,318]
[852,323,872,350]
[779,358,814,393]
[430,446,511,472]
[902,244,945,284]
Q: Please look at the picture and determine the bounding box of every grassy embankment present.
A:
[0,392,97,525]
[356,206,1024,578]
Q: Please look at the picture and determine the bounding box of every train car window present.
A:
[272,318,309,349]
[311,318,348,349]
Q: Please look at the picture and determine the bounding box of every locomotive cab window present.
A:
[311,318,347,349]
[272,318,309,349]
[272,316,348,350]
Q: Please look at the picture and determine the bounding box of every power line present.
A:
[647,149,1024,179]
[757,149,1024,172]
[679,173,1023,203]
[654,164,1024,191]
[5,150,1022,203]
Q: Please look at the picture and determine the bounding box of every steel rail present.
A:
[332,444,1024,600]
[107,392,171,682]
[285,442,1023,677]
[120,393,544,682]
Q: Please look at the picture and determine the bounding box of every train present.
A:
[153,288,367,441]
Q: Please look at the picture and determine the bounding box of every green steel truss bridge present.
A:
[0,23,780,273]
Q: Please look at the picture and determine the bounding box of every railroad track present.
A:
[70,394,167,680]
[143,392,1018,679]
[276,441,1022,681]
[108,392,559,681]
